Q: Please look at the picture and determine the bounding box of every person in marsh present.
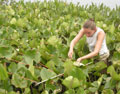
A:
[68,19,110,66]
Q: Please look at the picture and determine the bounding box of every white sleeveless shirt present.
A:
[86,27,109,55]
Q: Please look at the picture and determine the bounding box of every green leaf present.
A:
[0,46,13,59]
[63,59,76,76]
[116,82,120,91]
[89,75,103,92]
[28,63,35,77]
[57,44,69,59]
[16,18,26,28]
[97,75,103,86]
[40,68,56,81]
[11,73,28,88]
[0,89,7,94]
[8,91,19,94]
[10,18,16,25]
[0,64,8,80]
[76,87,85,94]
[34,68,41,78]
[25,69,35,80]
[112,52,120,65]
[46,60,57,72]
[88,87,98,93]
[46,81,56,91]
[74,36,87,56]
[24,49,41,64]
[0,79,13,92]
[107,65,120,81]
[70,67,86,80]
[47,36,61,47]
[104,77,116,89]
[115,43,120,53]
[23,88,31,94]
[62,76,80,89]
[8,62,18,73]
[94,61,107,71]
[109,23,115,34]
[102,89,114,94]
[70,67,86,86]
[117,91,120,94]
[41,90,49,94]
[39,39,52,60]
[64,89,75,94]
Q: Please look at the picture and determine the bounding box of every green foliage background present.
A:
[0,0,120,93]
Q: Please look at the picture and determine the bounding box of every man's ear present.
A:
[94,27,97,32]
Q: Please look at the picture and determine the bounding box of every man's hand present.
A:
[77,57,83,62]
[68,49,73,59]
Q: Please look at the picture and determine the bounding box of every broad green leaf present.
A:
[25,69,35,80]
[115,43,120,53]
[0,79,13,92]
[23,88,31,94]
[7,6,15,15]
[102,89,114,94]
[46,81,57,92]
[10,18,16,25]
[112,52,120,61]
[116,82,120,91]
[0,46,13,59]
[16,18,26,28]
[74,36,88,56]
[107,65,120,81]
[11,73,28,88]
[8,62,18,73]
[62,76,80,89]
[117,91,120,94]
[0,89,7,94]
[28,63,35,77]
[24,49,40,64]
[70,67,86,86]
[70,67,86,80]
[46,60,57,72]
[39,39,52,60]
[94,61,107,71]
[47,36,61,47]
[63,59,76,76]
[29,39,38,48]
[8,91,20,94]
[34,68,41,78]
[41,90,49,94]
[88,87,98,93]
[104,77,116,89]
[40,68,56,81]
[0,0,120,93]
[57,44,69,59]
[109,23,115,33]
[97,75,103,86]
[0,64,8,80]
[112,52,120,65]
[16,67,26,77]
[89,75,103,92]
[76,87,85,94]
[64,89,75,94]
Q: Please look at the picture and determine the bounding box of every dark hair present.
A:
[83,18,96,30]
[89,18,95,22]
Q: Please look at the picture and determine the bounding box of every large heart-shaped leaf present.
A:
[0,64,8,80]
[40,68,56,81]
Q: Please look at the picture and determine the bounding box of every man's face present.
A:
[84,28,95,37]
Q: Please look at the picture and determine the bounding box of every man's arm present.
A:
[70,28,84,50]
[78,31,105,61]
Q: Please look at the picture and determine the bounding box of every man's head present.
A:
[83,19,96,37]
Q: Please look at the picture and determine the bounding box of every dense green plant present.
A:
[0,0,120,93]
